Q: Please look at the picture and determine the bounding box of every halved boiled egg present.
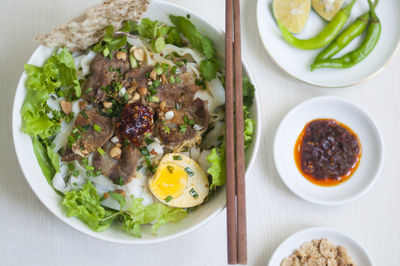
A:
[148,153,209,208]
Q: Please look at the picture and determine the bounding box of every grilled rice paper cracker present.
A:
[34,0,150,52]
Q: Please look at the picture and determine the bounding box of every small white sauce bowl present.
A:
[274,96,384,206]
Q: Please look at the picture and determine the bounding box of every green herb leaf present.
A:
[152,37,166,53]
[169,15,215,59]
[109,192,126,209]
[199,59,219,82]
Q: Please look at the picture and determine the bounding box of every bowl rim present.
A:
[12,0,262,244]
[273,96,384,206]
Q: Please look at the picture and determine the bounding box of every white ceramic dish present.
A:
[256,0,400,87]
[273,96,383,205]
[269,227,374,266]
[12,0,261,244]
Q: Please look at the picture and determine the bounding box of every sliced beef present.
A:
[185,98,209,127]
[155,98,209,151]
[83,52,130,103]
[93,143,140,185]
[122,65,153,89]
[72,109,113,157]
[156,83,199,108]
[61,148,81,162]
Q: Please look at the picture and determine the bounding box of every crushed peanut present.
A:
[138,87,148,96]
[159,101,166,111]
[133,48,145,62]
[78,101,87,110]
[109,146,122,159]
[281,239,355,266]
[103,101,113,108]
[149,70,157,80]
[60,100,72,115]
[116,51,127,61]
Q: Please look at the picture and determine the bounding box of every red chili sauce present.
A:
[294,119,361,187]
[116,103,153,147]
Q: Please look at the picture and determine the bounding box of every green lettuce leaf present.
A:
[21,48,80,139]
[244,107,255,149]
[32,137,56,186]
[62,182,113,232]
[46,145,60,173]
[242,77,255,108]
[121,198,187,237]
[207,145,226,189]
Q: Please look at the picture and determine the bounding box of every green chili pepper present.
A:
[313,0,379,63]
[311,0,381,70]
[276,0,357,50]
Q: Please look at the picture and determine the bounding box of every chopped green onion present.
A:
[153,79,161,87]
[72,170,79,177]
[72,128,79,134]
[185,167,194,177]
[173,155,182,161]
[129,53,138,68]
[137,165,143,171]
[145,137,154,145]
[85,87,93,94]
[116,177,124,186]
[93,123,102,133]
[97,147,106,156]
[169,76,175,83]
[68,164,75,171]
[170,66,178,74]
[165,195,173,202]
[85,165,95,171]
[167,165,174,174]
[80,111,88,119]
[189,188,199,199]
[155,66,163,75]
[179,124,187,133]
[163,125,170,134]
[81,157,88,166]
[94,170,102,176]
[86,170,93,177]
[123,93,129,102]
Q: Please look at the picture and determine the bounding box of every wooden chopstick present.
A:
[233,0,247,264]
[225,0,237,264]
[225,0,247,264]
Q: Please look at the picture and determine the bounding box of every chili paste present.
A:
[294,119,361,186]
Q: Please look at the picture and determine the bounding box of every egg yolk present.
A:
[150,163,188,200]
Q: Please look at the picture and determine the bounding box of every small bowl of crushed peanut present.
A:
[269,227,373,266]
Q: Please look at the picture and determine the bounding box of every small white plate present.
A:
[269,227,374,266]
[256,0,400,87]
[273,96,383,205]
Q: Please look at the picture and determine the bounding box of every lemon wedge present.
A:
[312,0,344,21]
[273,0,311,34]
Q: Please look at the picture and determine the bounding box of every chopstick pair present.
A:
[225,0,247,264]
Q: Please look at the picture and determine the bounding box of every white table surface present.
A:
[1,0,399,265]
